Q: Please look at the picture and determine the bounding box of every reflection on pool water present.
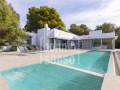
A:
[54,51,110,74]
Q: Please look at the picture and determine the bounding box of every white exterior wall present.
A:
[32,27,51,50]
[31,32,37,46]
[37,29,44,49]
[89,30,102,36]
[52,29,77,40]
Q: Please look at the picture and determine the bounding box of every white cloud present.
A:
[63,0,120,29]
[7,0,120,29]
[7,0,100,28]
[45,0,99,7]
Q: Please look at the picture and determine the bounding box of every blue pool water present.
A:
[1,64,103,90]
[54,51,110,74]
[1,51,110,90]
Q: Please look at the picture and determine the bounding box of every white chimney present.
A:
[45,24,50,30]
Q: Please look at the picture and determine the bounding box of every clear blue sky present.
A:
[7,0,120,29]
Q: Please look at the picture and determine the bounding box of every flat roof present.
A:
[49,29,117,40]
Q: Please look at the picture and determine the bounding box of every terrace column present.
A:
[59,40,61,49]
[101,38,103,49]
[90,40,92,48]
[67,41,69,49]
[78,40,79,49]
[54,38,56,49]
[112,38,115,49]
[70,41,71,49]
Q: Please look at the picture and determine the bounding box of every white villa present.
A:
[31,24,117,50]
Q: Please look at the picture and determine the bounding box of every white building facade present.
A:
[31,25,117,50]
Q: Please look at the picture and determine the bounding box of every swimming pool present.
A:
[53,51,110,74]
[1,64,103,90]
[1,51,110,90]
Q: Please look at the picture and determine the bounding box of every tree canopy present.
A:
[96,23,115,33]
[0,0,26,46]
[69,24,89,35]
[25,6,65,32]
